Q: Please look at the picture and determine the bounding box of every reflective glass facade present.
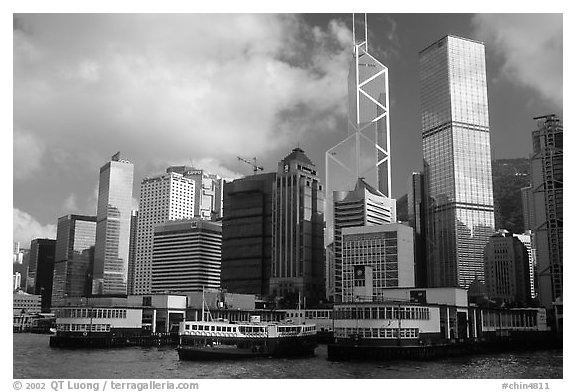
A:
[92,154,134,295]
[325,24,392,246]
[420,36,495,288]
[52,215,96,305]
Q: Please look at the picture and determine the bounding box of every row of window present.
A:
[184,324,236,332]
[333,306,430,320]
[334,327,420,339]
[57,323,111,332]
[57,308,128,319]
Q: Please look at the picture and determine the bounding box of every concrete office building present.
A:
[167,166,224,220]
[28,238,56,311]
[420,35,495,288]
[221,173,276,296]
[92,152,134,295]
[529,114,563,308]
[133,170,195,294]
[483,230,532,305]
[341,223,415,302]
[271,148,325,305]
[151,219,221,293]
[331,178,396,302]
[52,215,97,306]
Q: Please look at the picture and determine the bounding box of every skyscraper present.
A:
[529,114,563,308]
[133,170,195,294]
[331,178,396,301]
[52,215,96,305]
[127,210,138,295]
[420,35,495,289]
[152,219,221,293]
[28,238,56,311]
[92,152,134,295]
[271,148,325,305]
[221,172,276,296]
[325,15,392,246]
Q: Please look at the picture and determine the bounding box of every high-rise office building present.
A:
[420,35,495,289]
[52,215,97,305]
[92,152,134,295]
[167,166,224,220]
[514,232,537,300]
[483,230,531,305]
[407,172,427,287]
[127,210,138,295]
[325,15,392,246]
[341,223,415,302]
[221,172,276,296]
[271,148,325,305]
[151,219,221,293]
[331,178,396,302]
[133,171,195,294]
[28,238,56,311]
[529,114,562,308]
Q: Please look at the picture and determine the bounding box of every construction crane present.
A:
[237,156,264,174]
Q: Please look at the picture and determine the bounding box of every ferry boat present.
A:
[177,318,318,360]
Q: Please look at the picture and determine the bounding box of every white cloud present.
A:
[13,131,44,180]
[62,194,79,212]
[472,14,562,109]
[13,208,57,246]
[13,14,352,173]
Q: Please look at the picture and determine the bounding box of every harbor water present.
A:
[13,333,562,379]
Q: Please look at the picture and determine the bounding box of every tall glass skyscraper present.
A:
[92,152,134,295]
[326,15,393,246]
[420,35,495,289]
[52,214,96,305]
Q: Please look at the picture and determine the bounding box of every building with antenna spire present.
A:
[324,14,396,301]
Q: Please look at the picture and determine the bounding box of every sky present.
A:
[12,11,563,247]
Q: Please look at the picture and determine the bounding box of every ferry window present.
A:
[365,308,371,319]
[211,326,215,331]
[371,308,378,319]
[192,325,197,330]
[185,324,190,330]
[216,326,221,332]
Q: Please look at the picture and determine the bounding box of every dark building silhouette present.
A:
[407,172,427,287]
[52,215,97,306]
[28,238,56,312]
[483,229,532,306]
[127,210,138,295]
[271,148,325,306]
[221,172,276,296]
